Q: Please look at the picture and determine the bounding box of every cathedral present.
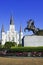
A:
[1,15,23,45]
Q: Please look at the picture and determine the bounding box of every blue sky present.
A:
[0,0,43,35]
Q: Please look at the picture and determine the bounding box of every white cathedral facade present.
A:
[1,16,23,45]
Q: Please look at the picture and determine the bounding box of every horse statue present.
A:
[24,19,43,35]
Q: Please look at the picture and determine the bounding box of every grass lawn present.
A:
[0,57,43,65]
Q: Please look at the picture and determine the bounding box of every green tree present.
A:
[4,42,17,49]
[18,44,22,47]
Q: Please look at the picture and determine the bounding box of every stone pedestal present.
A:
[22,35,43,47]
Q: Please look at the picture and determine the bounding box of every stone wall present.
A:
[23,35,43,47]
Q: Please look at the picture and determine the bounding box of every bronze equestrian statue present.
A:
[24,19,43,35]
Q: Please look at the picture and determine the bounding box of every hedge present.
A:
[0,46,43,52]
[7,47,43,52]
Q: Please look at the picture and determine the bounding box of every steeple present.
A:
[10,15,14,25]
[19,25,23,44]
[19,25,22,32]
[1,24,4,32]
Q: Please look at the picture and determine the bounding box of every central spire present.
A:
[1,24,4,32]
[10,15,14,25]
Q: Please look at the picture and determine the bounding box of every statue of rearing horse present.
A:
[24,19,43,35]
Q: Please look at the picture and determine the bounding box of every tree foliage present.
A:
[18,44,22,47]
[3,42,17,49]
